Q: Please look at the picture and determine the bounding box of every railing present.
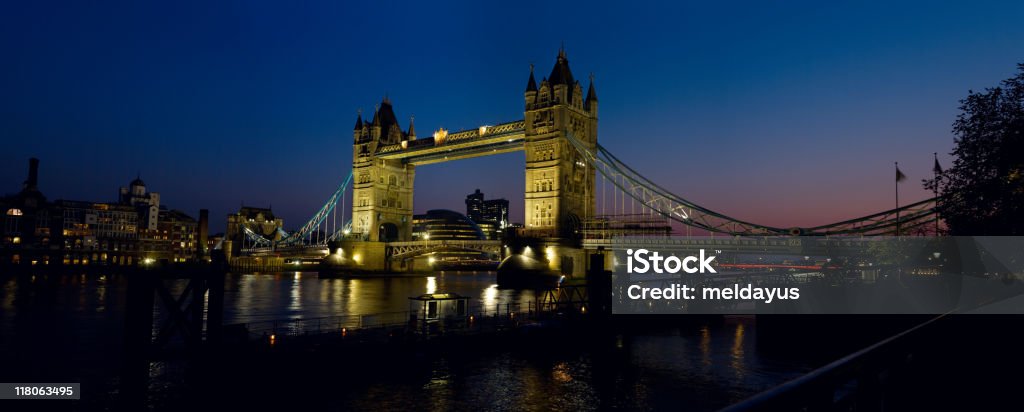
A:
[244,247,275,254]
[385,240,503,247]
[386,240,502,259]
[242,311,411,337]
[721,314,948,412]
[375,120,526,156]
[231,302,543,341]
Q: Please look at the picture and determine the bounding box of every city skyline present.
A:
[3,2,1023,232]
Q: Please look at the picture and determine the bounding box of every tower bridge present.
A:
[232,47,940,277]
[348,47,597,244]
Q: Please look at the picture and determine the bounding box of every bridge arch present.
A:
[378,222,399,242]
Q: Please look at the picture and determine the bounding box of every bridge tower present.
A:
[351,98,416,242]
[523,48,598,238]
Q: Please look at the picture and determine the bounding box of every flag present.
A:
[933,156,943,174]
[896,165,906,183]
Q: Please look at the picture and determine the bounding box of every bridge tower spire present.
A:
[523,48,598,238]
[351,97,416,242]
[525,63,538,106]
[586,73,598,115]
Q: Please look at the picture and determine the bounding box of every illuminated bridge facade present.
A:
[233,48,939,275]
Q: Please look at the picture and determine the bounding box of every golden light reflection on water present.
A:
[552,361,573,383]
[237,274,254,320]
[731,323,747,379]
[346,279,361,315]
[222,272,537,324]
[320,277,330,303]
[288,272,302,313]
[482,284,499,311]
[426,276,437,294]
[331,278,345,308]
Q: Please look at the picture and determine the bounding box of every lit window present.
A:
[6,208,23,216]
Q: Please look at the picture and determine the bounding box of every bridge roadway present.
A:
[246,239,502,259]
[244,236,898,268]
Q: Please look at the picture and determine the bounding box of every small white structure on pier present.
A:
[408,293,469,334]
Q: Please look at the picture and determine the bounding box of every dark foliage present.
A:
[925,64,1024,235]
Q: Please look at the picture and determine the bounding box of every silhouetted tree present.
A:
[925,64,1024,235]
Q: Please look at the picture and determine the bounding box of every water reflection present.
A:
[552,361,573,383]
[235,275,254,321]
[732,323,747,380]
[700,325,712,368]
[217,272,538,324]
[346,278,361,316]
[372,331,807,412]
[96,280,106,313]
[0,272,814,411]
[482,283,499,311]
[288,272,302,313]
[426,276,437,294]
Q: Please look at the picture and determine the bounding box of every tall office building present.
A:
[465,189,509,239]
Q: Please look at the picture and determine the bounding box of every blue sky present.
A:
[2,1,1022,231]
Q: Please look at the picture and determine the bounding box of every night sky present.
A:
[2,1,1022,233]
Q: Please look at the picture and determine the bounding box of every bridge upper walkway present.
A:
[386,240,502,259]
[245,240,502,259]
[375,120,526,165]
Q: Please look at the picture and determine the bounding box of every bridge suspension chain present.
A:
[279,172,353,246]
[566,133,938,236]
[241,172,354,252]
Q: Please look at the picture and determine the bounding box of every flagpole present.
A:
[933,153,939,235]
[895,161,900,236]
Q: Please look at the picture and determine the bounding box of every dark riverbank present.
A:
[1,271,952,411]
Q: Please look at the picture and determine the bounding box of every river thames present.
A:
[1,271,828,410]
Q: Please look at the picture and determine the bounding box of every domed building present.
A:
[119,175,160,231]
[412,209,486,241]
[411,209,497,269]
